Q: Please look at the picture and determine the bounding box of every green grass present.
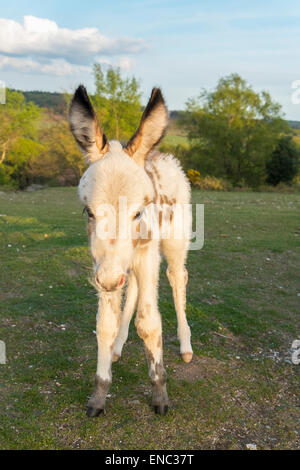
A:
[162,134,189,147]
[292,128,300,146]
[0,188,299,450]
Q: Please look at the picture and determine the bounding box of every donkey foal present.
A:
[69,85,193,417]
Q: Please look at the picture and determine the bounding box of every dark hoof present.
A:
[86,406,104,418]
[154,404,168,415]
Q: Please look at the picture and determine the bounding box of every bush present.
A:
[293,174,300,189]
[266,137,299,186]
[199,176,227,191]
[187,169,227,190]
[187,169,201,185]
[0,165,16,189]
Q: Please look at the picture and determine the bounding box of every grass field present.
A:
[292,129,300,146]
[0,188,299,450]
[162,134,189,147]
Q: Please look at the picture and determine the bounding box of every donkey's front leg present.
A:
[135,301,168,415]
[134,248,168,415]
[113,271,138,362]
[87,291,121,417]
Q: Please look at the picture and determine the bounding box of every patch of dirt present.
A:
[173,355,226,382]
[0,291,23,301]
[67,259,89,279]
[202,297,224,305]
[67,268,80,278]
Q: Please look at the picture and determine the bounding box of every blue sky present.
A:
[0,0,299,119]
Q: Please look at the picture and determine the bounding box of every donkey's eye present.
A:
[83,206,95,219]
[133,211,143,221]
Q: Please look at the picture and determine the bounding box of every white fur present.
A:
[71,83,195,416]
[80,139,193,396]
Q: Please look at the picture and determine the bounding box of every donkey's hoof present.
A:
[154,404,169,415]
[86,406,104,418]
[181,352,193,363]
[112,353,120,363]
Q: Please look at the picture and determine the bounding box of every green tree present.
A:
[181,74,289,187]
[93,64,142,141]
[39,119,86,184]
[266,136,299,185]
[0,89,42,188]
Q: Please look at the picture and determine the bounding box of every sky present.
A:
[0,0,299,119]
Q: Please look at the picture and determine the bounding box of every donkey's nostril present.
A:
[117,275,125,288]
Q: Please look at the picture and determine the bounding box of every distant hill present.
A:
[18,90,186,120]
[13,90,66,114]
[11,89,300,129]
[287,120,300,129]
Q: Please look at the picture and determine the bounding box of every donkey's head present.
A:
[69,86,168,292]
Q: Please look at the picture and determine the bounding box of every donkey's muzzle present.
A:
[95,272,125,292]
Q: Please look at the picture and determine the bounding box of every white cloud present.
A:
[95,56,136,72]
[0,56,91,76]
[0,15,146,75]
[118,56,136,71]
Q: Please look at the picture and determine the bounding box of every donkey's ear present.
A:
[126,88,168,166]
[69,85,108,163]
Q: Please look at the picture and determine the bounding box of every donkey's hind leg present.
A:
[112,271,138,362]
[162,240,193,363]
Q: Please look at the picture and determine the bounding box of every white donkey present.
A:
[69,86,193,417]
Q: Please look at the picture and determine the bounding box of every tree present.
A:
[0,89,42,187]
[0,90,85,188]
[181,74,289,187]
[40,118,86,185]
[93,64,142,141]
[266,136,299,185]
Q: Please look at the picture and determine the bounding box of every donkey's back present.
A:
[146,151,191,205]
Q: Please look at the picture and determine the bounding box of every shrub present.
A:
[187,169,226,190]
[0,165,15,189]
[187,169,201,185]
[266,136,299,186]
[293,174,300,189]
[199,176,226,191]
